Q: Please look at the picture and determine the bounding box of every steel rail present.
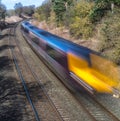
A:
[8,22,41,121]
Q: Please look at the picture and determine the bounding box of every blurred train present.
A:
[21,21,120,98]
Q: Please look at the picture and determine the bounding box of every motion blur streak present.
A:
[68,52,120,93]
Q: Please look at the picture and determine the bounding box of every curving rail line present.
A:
[74,92,120,121]
[8,22,41,121]
[8,22,64,121]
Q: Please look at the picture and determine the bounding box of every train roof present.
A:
[22,21,99,57]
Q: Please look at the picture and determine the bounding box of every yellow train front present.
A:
[67,51,120,98]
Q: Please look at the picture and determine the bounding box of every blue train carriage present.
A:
[21,21,120,98]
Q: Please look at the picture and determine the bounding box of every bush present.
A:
[69,1,94,39]
[89,0,112,23]
[98,8,120,64]
[70,17,93,39]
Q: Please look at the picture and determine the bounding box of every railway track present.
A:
[6,21,120,121]
[0,23,36,121]
[74,91,120,121]
[8,22,64,121]
[96,94,120,120]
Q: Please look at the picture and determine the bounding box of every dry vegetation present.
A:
[5,16,22,23]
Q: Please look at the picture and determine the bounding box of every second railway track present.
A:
[8,22,64,121]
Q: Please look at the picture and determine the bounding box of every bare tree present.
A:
[0,2,6,21]
[0,1,6,33]
[14,2,23,17]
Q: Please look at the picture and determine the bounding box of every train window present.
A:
[24,28,29,33]
[39,39,46,50]
[33,37,39,45]
[46,45,67,68]
[46,45,57,59]
[30,34,39,45]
